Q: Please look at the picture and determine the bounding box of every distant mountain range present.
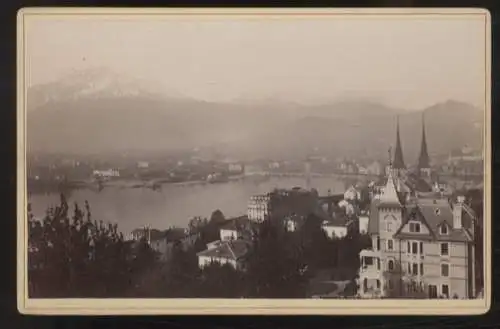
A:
[26,68,484,161]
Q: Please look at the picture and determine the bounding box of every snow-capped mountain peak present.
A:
[27,67,169,110]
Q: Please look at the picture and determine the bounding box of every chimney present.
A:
[453,196,465,229]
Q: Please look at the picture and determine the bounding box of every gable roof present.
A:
[196,239,251,261]
[368,196,475,243]
[405,173,433,193]
[392,204,436,240]
[394,198,473,243]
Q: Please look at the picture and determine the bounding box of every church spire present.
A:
[417,112,430,169]
[392,116,406,170]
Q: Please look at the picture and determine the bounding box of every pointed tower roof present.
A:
[379,170,401,206]
[392,117,406,170]
[417,112,431,169]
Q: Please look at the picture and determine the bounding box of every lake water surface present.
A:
[28,177,348,234]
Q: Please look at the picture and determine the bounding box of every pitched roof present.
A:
[393,117,406,169]
[405,172,433,192]
[379,171,402,206]
[394,198,473,242]
[368,196,475,243]
[196,239,251,260]
[417,113,431,169]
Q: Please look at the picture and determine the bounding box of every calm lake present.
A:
[28,177,350,234]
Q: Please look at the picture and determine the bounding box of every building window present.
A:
[386,222,393,232]
[411,280,417,292]
[363,278,368,292]
[376,280,380,289]
[388,279,393,290]
[409,222,421,233]
[388,259,394,271]
[440,243,449,256]
[420,263,424,275]
[364,256,373,266]
[429,285,438,299]
[377,258,380,270]
[441,264,449,277]
[407,262,411,274]
[376,236,380,250]
[442,284,449,297]
[440,224,448,235]
[412,263,418,275]
[387,239,393,251]
[411,242,418,254]
[420,242,424,254]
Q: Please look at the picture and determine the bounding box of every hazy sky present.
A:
[25,14,487,110]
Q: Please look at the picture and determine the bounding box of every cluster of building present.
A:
[124,115,482,300]
[357,116,481,299]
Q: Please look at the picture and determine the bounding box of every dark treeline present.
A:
[28,196,371,298]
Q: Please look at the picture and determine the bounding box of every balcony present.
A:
[360,249,381,258]
[359,249,381,277]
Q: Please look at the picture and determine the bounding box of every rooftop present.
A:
[196,239,251,261]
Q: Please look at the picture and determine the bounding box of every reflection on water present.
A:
[28,177,346,234]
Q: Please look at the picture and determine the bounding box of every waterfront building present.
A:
[93,168,120,178]
[247,194,271,222]
[247,187,318,223]
[137,161,149,169]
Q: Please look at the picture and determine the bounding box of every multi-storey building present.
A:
[247,194,271,222]
[358,116,479,299]
[358,171,477,298]
[247,187,318,223]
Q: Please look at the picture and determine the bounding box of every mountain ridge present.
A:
[26,69,484,160]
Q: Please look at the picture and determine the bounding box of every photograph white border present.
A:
[17,7,492,315]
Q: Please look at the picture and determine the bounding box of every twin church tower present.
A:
[391,113,431,178]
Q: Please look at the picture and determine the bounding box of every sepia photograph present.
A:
[17,8,490,315]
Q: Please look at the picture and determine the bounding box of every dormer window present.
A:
[409,222,421,233]
[440,224,448,235]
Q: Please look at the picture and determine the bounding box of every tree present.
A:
[194,262,246,298]
[156,243,200,297]
[245,220,308,298]
[210,209,226,224]
[298,213,331,270]
[28,194,157,298]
